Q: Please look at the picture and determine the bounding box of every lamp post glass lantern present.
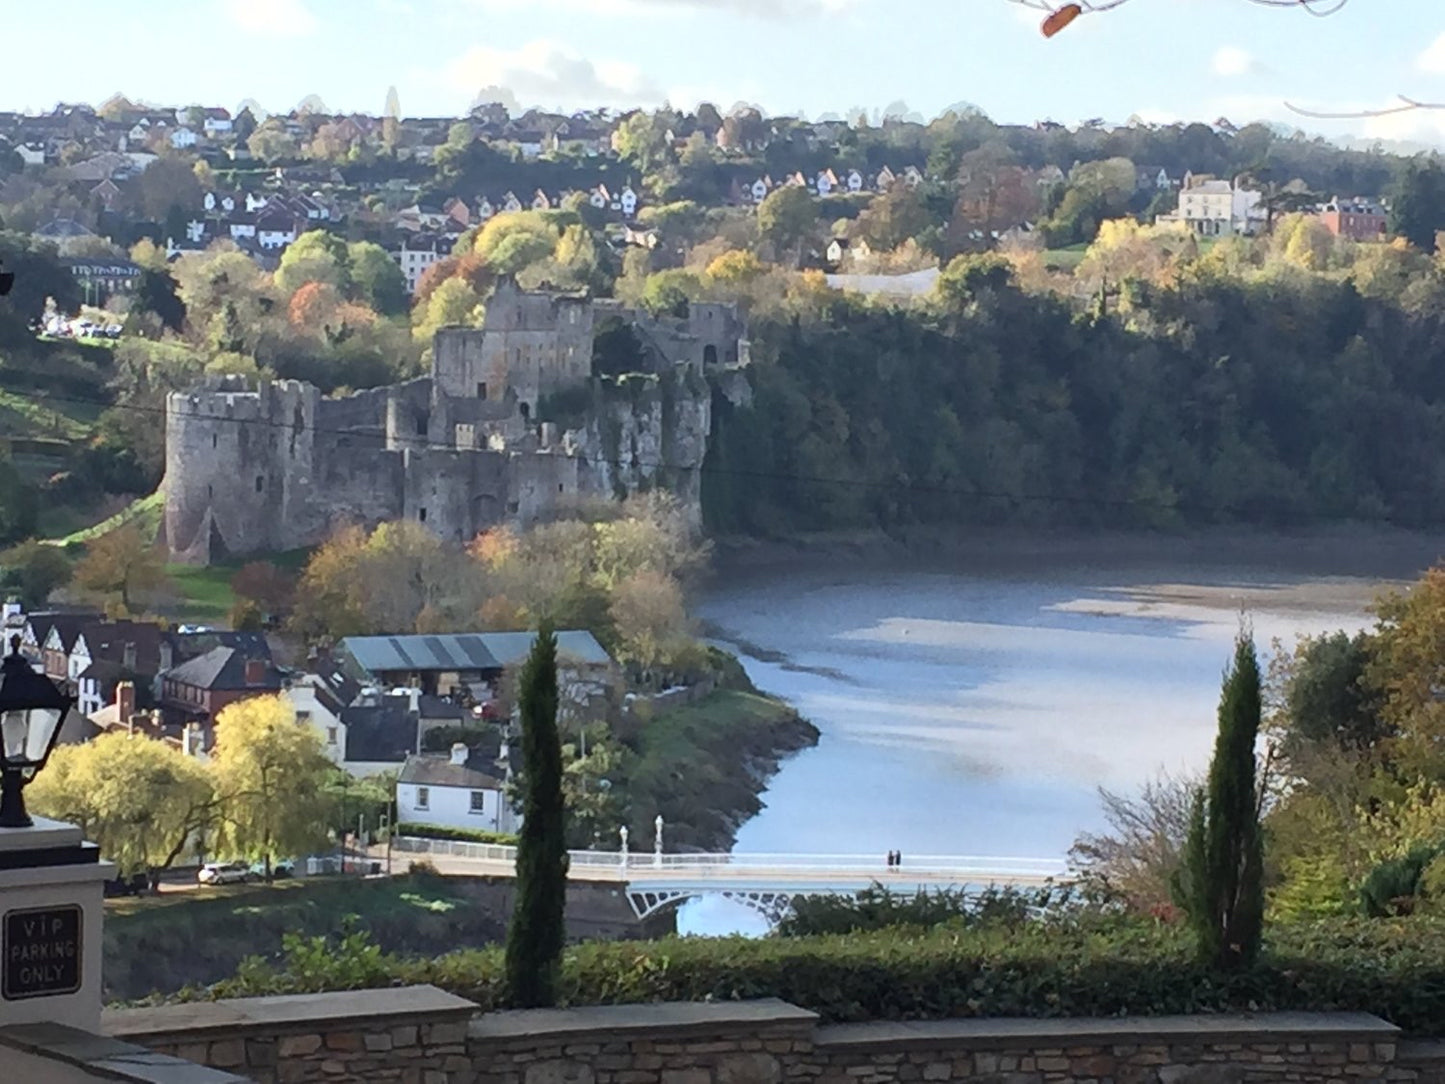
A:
[0,635,71,828]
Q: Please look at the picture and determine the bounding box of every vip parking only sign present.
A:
[3,906,82,1000]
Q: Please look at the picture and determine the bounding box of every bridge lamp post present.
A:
[654,814,664,868]
[619,825,628,869]
[0,636,71,829]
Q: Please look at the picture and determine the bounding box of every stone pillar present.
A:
[0,816,115,1031]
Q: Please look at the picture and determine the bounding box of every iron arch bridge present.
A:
[388,838,1068,927]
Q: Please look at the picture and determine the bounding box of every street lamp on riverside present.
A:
[0,635,71,829]
[654,814,664,868]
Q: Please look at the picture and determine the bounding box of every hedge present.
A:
[203,915,1445,1034]
[395,823,518,846]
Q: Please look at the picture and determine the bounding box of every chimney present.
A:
[122,641,137,672]
[450,742,469,766]
[183,723,201,757]
[116,681,136,726]
[408,686,421,715]
[244,658,267,686]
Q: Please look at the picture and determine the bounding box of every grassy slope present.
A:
[625,690,819,851]
[104,873,509,1003]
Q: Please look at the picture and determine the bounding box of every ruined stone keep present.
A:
[162,280,749,564]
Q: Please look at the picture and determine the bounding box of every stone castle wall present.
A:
[104,990,1439,1084]
[163,283,746,564]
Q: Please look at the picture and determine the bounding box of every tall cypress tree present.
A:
[505,622,569,1007]
[1177,629,1265,970]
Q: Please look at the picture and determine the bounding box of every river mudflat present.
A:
[679,526,1444,935]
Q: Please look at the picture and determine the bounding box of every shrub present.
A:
[201,914,1445,1035]
[777,884,1064,938]
[1360,843,1441,917]
[397,823,518,846]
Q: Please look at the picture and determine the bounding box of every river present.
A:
[675,535,1441,935]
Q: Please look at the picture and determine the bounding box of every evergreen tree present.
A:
[1388,159,1445,253]
[1176,629,1266,970]
[505,622,569,1007]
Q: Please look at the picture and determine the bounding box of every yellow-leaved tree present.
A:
[27,732,215,878]
[211,696,335,877]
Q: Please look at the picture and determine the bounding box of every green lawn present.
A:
[165,547,312,625]
[105,872,509,1003]
[1043,243,1089,271]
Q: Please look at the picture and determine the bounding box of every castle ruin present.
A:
[161,280,749,564]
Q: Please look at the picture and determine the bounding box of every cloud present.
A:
[220,0,318,36]
[443,40,664,111]
[1211,46,1264,78]
[456,0,863,17]
[1418,33,1445,74]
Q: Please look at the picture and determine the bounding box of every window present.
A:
[212,434,218,449]
[418,507,428,523]
[477,382,487,400]
[255,475,264,493]
[326,726,338,745]
[470,791,486,813]
[296,711,311,722]
[416,786,429,810]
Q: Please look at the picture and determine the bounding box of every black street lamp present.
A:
[0,635,71,828]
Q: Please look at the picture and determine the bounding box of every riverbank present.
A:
[710,523,1445,614]
[624,689,820,852]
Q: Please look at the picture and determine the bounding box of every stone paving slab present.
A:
[104,984,476,1041]
[471,998,820,1041]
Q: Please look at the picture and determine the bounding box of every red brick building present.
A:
[160,646,284,732]
[1317,198,1387,242]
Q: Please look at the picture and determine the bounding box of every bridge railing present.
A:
[390,837,1067,879]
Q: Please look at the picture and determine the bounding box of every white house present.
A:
[1157,175,1262,237]
[396,746,512,834]
[394,236,444,294]
[531,189,552,211]
[245,192,268,213]
[203,192,217,212]
[815,169,838,197]
[17,143,46,166]
[845,169,864,193]
[169,127,199,150]
[501,191,523,213]
[185,219,206,243]
[227,214,257,240]
[619,185,638,217]
[902,165,924,189]
[749,177,770,203]
[476,196,495,221]
[874,166,896,190]
[589,186,610,210]
[255,208,300,250]
[220,195,236,213]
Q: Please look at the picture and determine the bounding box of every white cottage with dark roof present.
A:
[397,744,513,834]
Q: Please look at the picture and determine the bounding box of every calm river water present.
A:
[675,541,1429,935]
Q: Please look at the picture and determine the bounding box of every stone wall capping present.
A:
[0,1020,251,1082]
[813,1012,1400,1052]
[103,985,478,1044]
[470,999,820,1043]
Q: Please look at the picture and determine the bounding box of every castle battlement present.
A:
[162,281,746,564]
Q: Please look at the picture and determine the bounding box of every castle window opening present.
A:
[212,434,218,448]
[207,485,212,499]
[419,507,427,523]
[520,402,531,421]
[558,483,564,493]
[255,475,264,493]
[477,382,487,400]
[415,414,428,437]
[507,500,519,514]
[704,345,718,366]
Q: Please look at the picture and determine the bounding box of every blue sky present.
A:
[5,0,1445,145]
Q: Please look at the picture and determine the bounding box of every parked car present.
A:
[197,861,254,885]
[249,860,295,880]
[103,873,149,897]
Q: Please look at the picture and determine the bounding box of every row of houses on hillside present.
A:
[10,606,617,836]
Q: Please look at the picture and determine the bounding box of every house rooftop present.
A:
[340,703,417,764]
[165,646,283,691]
[341,634,503,675]
[399,753,506,790]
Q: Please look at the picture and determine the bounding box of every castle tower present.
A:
[163,378,320,564]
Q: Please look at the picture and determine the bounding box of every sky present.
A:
[5,0,1445,146]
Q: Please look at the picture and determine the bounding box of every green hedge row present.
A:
[395,823,518,846]
[206,915,1445,1034]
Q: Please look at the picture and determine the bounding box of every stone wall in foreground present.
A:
[104,987,1433,1084]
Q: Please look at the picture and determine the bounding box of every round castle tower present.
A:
[163,377,321,564]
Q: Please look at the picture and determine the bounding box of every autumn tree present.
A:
[609,569,692,683]
[231,561,296,623]
[275,230,350,296]
[855,184,931,253]
[211,696,334,877]
[73,523,167,615]
[28,732,215,878]
[347,240,409,316]
[0,540,71,609]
